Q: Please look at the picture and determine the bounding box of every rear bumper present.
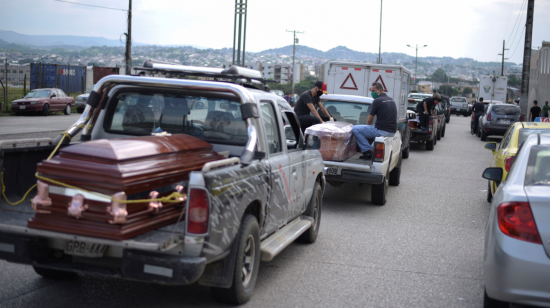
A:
[0,232,207,285]
[326,170,383,184]
[11,105,43,111]
[410,130,433,141]
[483,126,509,135]
[451,108,469,115]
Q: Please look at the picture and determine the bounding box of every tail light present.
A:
[504,156,515,172]
[428,118,433,134]
[187,188,209,234]
[374,142,385,163]
[498,202,541,244]
[438,116,441,123]
[520,115,524,121]
[487,113,492,121]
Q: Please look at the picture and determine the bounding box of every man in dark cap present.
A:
[416,95,442,130]
[294,81,331,131]
[472,97,485,135]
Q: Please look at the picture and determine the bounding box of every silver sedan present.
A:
[482,133,550,307]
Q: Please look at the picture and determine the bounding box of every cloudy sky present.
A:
[1,0,549,64]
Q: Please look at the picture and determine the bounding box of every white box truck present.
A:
[323,61,411,153]
[479,75,507,103]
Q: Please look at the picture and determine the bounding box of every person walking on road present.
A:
[416,96,441,130]
[529,100,542,122]
[294,81,330,131]
[472,98,485,135]
[542,101,549,118]
[352,82,397,160]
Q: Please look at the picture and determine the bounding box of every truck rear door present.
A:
[328,65,367,96]
[367,68,395,99]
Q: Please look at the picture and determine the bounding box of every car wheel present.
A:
[63,104,71,115]
[426,139,434,150]
[481,130,488,141]
[298,182,322,243]
[436,128,441,140]
[434,134,437,145]
[402,145,410,159]
[371,169,389,205]
[42,104,49,116]
[483,289,508,308]
[441,125,446,137]
[445,117,450,123]
[33,266,77,279]
[77,107,84,113]
[211,214,260,304]
[477,127,481,137]
[487,181,493,203]
[389,152,401,186]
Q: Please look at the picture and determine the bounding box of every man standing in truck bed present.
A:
[294,81,331,131]
[352,82,397,160]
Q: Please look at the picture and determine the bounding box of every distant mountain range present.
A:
[0,30,204,50]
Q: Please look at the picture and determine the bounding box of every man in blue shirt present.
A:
[352,82,397,160]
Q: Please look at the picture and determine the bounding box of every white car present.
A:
[75,84,96,113]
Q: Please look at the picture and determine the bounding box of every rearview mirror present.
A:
[304,135,321,150]
[484,142,497,151]
[482,167,503,182]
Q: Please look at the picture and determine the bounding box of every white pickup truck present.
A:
[316,94,402,205]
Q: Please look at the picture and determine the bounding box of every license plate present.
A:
[500,119,511,124]
[19,106,25,109]
[64,240,107,258]
[326,167,338,175]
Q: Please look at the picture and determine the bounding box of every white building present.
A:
[527,40,550,112]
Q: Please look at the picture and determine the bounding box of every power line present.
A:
[506,0,527,49]
[507,1,527,52]
[53,0,127,11]
[509,25,526,59]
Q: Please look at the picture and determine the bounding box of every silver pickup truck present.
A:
[315,94,403,205]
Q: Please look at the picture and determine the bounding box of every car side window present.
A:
[260,101,282,155]
[500,126,515,149]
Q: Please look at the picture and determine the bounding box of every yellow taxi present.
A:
[484,121,550,201]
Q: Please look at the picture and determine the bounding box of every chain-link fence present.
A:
[0,63,31,113]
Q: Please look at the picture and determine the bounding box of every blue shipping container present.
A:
[30,63,87,94]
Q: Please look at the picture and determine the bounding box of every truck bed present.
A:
[0,199,185,252]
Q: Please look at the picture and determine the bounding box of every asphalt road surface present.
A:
[0,113,81,140]
[0,115,518,308]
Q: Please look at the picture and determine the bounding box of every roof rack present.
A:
[133,60,275,91]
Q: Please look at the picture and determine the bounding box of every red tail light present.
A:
[428,118,433,134]
[504,156,515,172]
[498,202,541,244]
[187,188,209,234]
[374,142,385,162]
[487,113,492,121]
[520,115,524,121]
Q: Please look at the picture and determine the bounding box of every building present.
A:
[0,64,31,87]
[527,41,550,112]
[417,81,432,94]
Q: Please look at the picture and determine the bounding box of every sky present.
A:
[1,0,549,64]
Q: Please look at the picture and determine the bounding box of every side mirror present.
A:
[51,94,56,98]
[304,134,321,150]
[482,167,503,182]
[484,142,497,151]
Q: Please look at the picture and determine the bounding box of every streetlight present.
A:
[406,44,427,84]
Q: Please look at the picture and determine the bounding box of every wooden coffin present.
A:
[305,121,357,161]
[28,134,224,240]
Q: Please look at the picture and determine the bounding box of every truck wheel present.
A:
[426,139,434,150]
[484,289,508,308]
[446,117,450,123]
[481,130,488,141]
[436,129,441,140]
[63,104,71,115]
[298,182,322,243]
[42,104,49,116]
[371,170,389,205]
[433,134,437,145]
[477,127,481,138]
[402,145,410,159]
[33,266,77,279]
[487,181,493,203]
[441,125,446,137]
[389,153,402,186]
[211,214,260,305]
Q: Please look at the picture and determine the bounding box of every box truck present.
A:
[479,75,507,103]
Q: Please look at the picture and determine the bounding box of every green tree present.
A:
[432,68,447,83]
[439,85,453,96]
[452,88,459,96]
[462,87,473,96]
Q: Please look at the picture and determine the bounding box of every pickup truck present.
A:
[0,62,326,304]
[409,110,438,151]
[316,94,402,205]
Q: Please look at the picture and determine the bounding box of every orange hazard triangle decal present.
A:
[340,73,358,90]
[374,75,388,92]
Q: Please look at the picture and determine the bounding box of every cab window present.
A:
[260,101,282,154]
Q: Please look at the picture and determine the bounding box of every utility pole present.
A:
[378,0,383,64]
[286,30,304,95]
[519,0,534,118]
[232,0,247,66]
[406,44,427,84]
[498,40,509,76]
[124,0,132,75]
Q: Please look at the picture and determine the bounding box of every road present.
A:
[0,113,81,140]
[0,115,509,307]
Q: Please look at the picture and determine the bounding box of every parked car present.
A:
[270,89,284,97]
[11,88,74,116]
[478,103,522,141]
[483,121,550,201]
[434,103,446,140]
[75,84,95,113]
[482,132,550,307]
[441,95,451,123]
[450,96,469,116]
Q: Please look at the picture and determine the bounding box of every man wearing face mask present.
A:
[351,82,397,160]
[294,81,331,131]
[416,95,442,130]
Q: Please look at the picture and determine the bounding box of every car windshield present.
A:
[492,105,520,115]
[451,98,467,102]
[409,94,430,99]
[318,101,372,125]
[106,91,248,146]
[525,146,550,185]
[24,90,50,98]
[518,129,550,145]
